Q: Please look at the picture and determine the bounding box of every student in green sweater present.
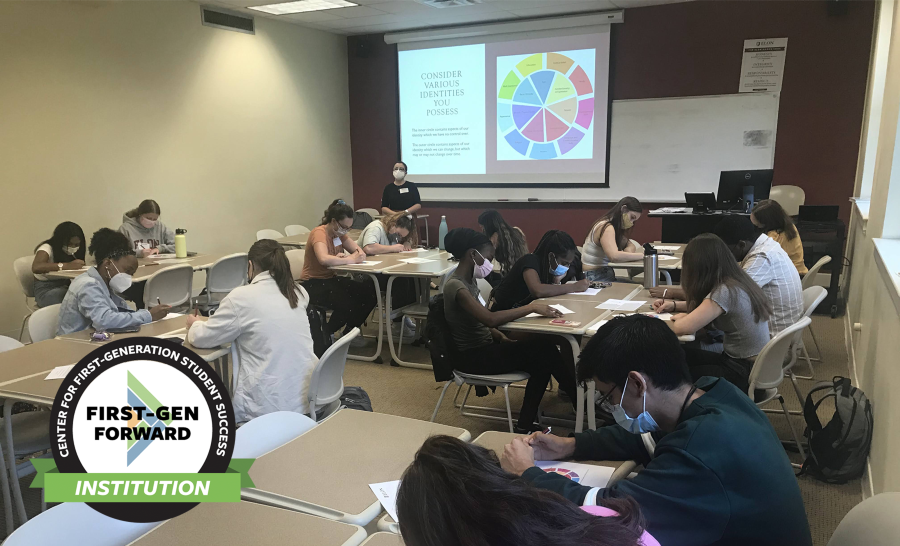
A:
[499,314,812,546]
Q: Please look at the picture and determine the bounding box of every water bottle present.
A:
[643,243,658,289]
[175,229,188,258]
[438,216,449,250]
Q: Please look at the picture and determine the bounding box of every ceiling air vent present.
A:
[201,6,255,34]
[415,0,483,8]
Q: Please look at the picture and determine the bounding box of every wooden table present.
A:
[45,252,237,282]
[127,502,367,546]
[361,533,404,546]
[243,409,470,526]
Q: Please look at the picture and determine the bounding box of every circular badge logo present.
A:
[50,337,236,522]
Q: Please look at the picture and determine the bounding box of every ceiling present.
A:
[202,0,691,36]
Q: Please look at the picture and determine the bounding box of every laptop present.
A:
[685,192,716,214]
[798,205,839,222]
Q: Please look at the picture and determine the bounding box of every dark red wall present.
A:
[348,1,875,248]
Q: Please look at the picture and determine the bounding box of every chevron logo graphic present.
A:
[125,371,173,466]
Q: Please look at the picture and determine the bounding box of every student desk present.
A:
[361,532,404,546]
[242,409,470,526]
[499,283,643,432]
[604,243,686,285]
[584,288,695,342]
[126,502,367,546]
[44,252,237,282]
[276,229,362,249]
[328,249,446,364]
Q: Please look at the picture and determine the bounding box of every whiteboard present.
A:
[419,93,779,203]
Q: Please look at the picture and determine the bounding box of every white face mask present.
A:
[64,246,80,256]
[393,169,406,181]
[140,216,157,229]
[107,261,133,294]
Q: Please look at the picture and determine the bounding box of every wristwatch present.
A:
[58,263,63,271]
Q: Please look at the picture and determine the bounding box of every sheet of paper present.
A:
[657,255,679,261]
[586,319,608,334]
[45,365,74,381]
[400,248,428,253]
[155,259,188,265]
[652,245,681,251]
[643,312,674,321]
[568,287,601,297]
[536,461,615,489]
[399,257,435,264]
[151,254,177,259]
[344,261,382,267]
[596,299,646,312]
[523,304,575,318]
[369,480,400,522]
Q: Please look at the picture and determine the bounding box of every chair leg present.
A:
[792,342,816,381]
[779,395,806,461]
[788,371,805,407]
[661,270,672,286]
[808,327,823,362]
[503,385,515,433]
[397,319,405,358]
[18,314,30,343]
[431,381,452,422]
[0,412,14,536]
[459,385,473,415]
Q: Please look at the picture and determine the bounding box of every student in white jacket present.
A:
[186,239,316,424]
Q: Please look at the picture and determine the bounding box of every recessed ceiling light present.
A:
[247,0,357,15]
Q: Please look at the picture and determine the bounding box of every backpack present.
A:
[424,294,456,383]
[351,211,373,230]
[799,376,873,483]
[340,386,373,412]
[307,307,331,358]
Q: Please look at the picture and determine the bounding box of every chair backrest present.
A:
[13,256,35,298]
[256,229,285,241]
[285,249,305,281]
[3,501,159,546]
[356,208,380,218]
[802,255,832,291]
[307,328,357,420]
[748,316,811,394]
[803,286,828,318]
[206,253,248,295]
[143,264,194,308]
[284,224,311,237]
[0,336,24,353]
[827,492,900,546]
[233,411,317,458]
[769,185,806,216]
[28,304,61,343]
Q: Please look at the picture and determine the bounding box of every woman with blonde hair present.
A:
[357,211,419,255]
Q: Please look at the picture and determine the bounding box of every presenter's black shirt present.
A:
[381,181,421,212]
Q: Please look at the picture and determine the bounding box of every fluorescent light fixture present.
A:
[248,0,357,15]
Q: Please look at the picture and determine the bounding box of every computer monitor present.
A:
[716,169,773,210]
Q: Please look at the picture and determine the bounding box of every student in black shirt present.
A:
[381,161,422,215]
[491,230,589,311]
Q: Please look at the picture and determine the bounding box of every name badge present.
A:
[399,188,409,194]
[333,237,343,247]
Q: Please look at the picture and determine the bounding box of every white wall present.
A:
[0,2,352,335]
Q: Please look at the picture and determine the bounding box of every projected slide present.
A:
[398,30,610,183]
[497,51,595,161]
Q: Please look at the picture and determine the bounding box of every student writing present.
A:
[31,221,86,307]
[582,197,643,282]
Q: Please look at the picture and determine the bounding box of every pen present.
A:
[542,426,552,435]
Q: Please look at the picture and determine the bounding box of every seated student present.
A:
[187,240,315,423]
[477,209,529,286]
[491,230,589,311]
[381,161,421,216]
[442,228,577,433]
[500,314,813,546]
[652,234,771,392]
[118,199,175,309]
[751,199,808,275]
[57,229,170,335]
[357,211,418,254]
[300,199,376,348]
[397,435,656,546]
[31,221,86,307]
[713,215,803,335]
[583,197,643,282]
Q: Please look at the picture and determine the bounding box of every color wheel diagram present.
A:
[542,467,583,483]
[497,50,596,161]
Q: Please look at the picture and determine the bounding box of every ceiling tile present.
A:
[280,10,346,21]
[329,5,390,17]
[370,1,441,15]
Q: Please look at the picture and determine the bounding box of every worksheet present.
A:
[369,480,400,522]
[524,304,575,318]
[536,461,615,488]
[596,299,645,312]
[399,257,434,264]
[568,287,602,296]
[45,365,75,380]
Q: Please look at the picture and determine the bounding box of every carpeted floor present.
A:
[2,316,860,544]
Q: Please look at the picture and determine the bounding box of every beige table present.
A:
[361,532,404,546]
[243,409,470,526]
[0,339,92,387]
[277,229,362,249]
[45,252,235,282]
[605,242,686,285]
[127,502,367,546]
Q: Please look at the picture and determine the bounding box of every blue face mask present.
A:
[549,254,569,277]
[612,376,659,434]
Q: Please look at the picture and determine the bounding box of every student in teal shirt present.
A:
[499,314,812,546]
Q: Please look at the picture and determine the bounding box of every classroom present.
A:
[0,0,897,544]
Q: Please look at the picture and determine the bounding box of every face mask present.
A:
[333,223,350,236]
[612,376,659,434]
[64,246,80,256]
[393,169,406,181]
[140,217,157,229]
[621,212,634,230]
[549,254,569,277]
[107,262,133,294]
[473,249,494,279]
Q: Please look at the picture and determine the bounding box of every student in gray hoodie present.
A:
[118,199,175,257]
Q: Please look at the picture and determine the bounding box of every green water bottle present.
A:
[175,229,187,258]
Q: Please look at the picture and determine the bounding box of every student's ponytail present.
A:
[248,239,301,308]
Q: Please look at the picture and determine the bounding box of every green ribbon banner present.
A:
[30,459,255,503]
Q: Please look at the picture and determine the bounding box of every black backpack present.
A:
[424,294,456,383]
[799,376,873,483]
[307,307,331,358]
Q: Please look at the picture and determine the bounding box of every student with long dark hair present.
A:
[477,209,529,284]
[751,199,807,274]
[300,199,376,347]
[442,228,577,433]
[187,240,315,423]
[583,197,643,282]
[397,435,655,546]
[652,234,771,391]
[31,221,86,307]
[57,229,170,335]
